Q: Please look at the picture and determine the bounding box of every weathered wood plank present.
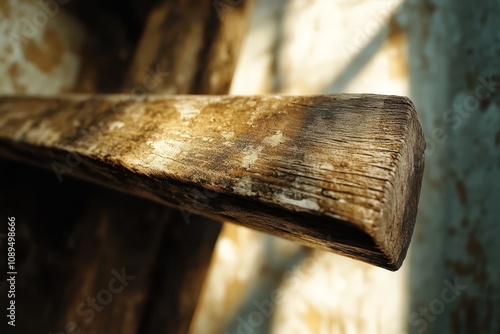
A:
[0,93,425,270]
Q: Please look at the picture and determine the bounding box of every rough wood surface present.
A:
[0,93,425,270]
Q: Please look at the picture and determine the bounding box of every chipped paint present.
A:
[108,121,125,131]
[221,131,234,140]
[262,130,284,147]
[175,101,203,120]
[149,139,183,157]
[24,121,61,144]
[241,145,264,169]
[275,193,320,211]
[23,28,64,73]
[319,162,333,170]
[128,139,185,171]
[233,177,257,197]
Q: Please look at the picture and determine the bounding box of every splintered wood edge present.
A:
[0,94,425,270]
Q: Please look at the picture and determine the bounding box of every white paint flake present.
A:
[320,162,333,170]
[276,194,320,211]
[242,145,264,168]
[221,131,234,140]
[175,101,202,120]
[23,121,61,144]
[129,139,185,171]
[150,139,183,157]
[108,121,125,131]
[263,131,284,147]
[233,177,257,197]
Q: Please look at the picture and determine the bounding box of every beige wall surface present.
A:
[0,0,84,94]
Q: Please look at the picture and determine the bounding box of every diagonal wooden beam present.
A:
[0,93,425,270]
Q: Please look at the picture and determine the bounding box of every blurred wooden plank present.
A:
[137,212,221,334]
[66,0,158,93]
[123,0,254,95]
[0,93,425,270]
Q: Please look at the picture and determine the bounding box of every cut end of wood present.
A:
[379,97,426,270]
[312,96,425,271]
[364,96,425,270]
[0,93,425,270]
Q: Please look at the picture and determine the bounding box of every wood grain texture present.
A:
[0,93,425,270]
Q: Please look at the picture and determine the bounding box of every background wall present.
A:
[0,0,84,94]
[1,0,499,333]
[192,1,500,333]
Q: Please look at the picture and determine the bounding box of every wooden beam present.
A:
[0,93,425,270]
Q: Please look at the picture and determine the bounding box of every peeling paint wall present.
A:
[403,0,500,332]
[0,0,84,94]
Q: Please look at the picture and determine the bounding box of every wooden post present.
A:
[0,93,425,270]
